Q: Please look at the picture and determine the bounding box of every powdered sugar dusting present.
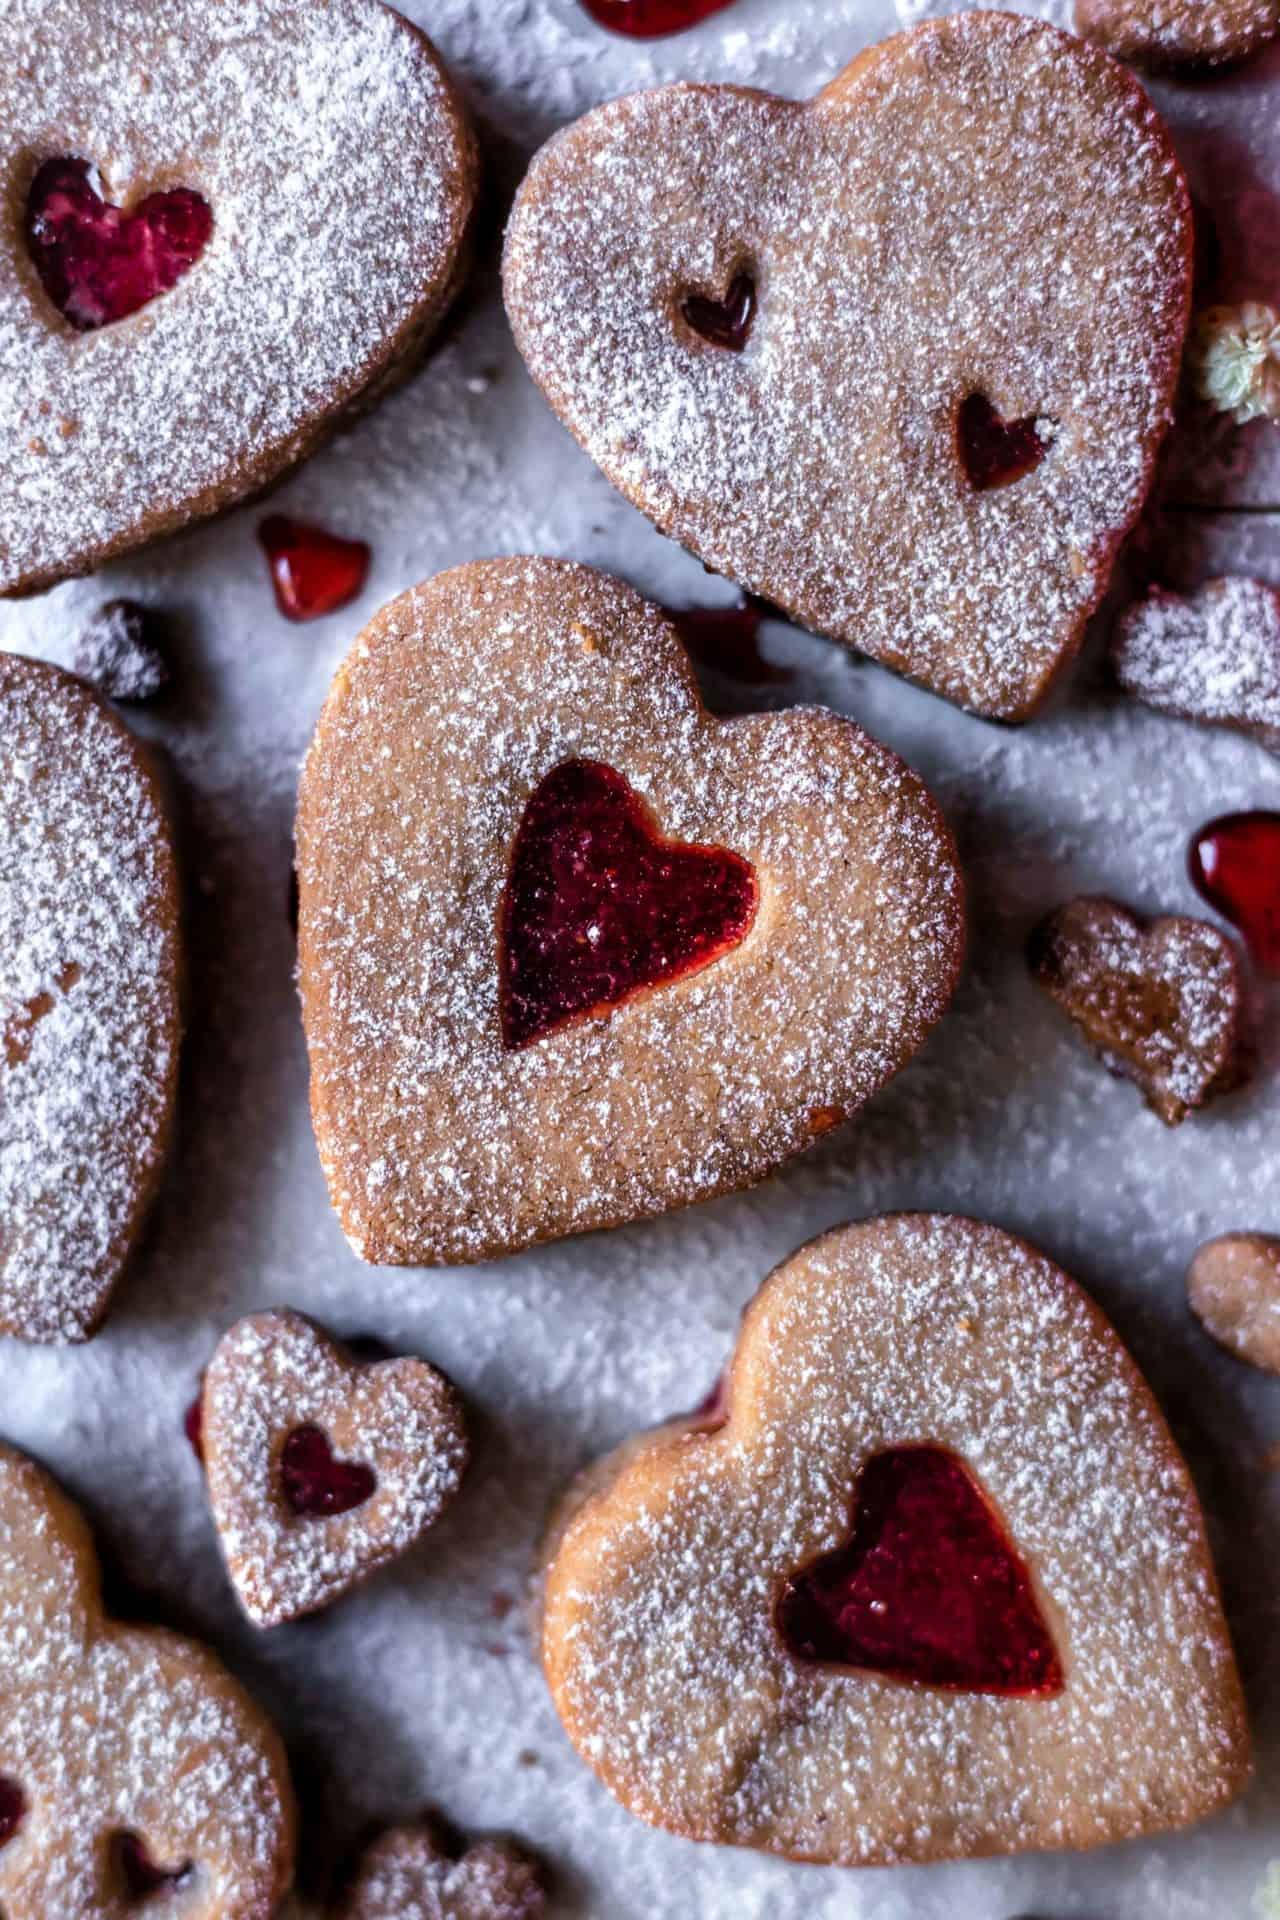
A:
[1113,576,1280,755]
[0,654,180,1342]
[340,1826,545,1920]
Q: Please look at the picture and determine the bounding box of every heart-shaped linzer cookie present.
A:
[539,1216,1250,1864]
[0,654,182,1342]
[0,1442,295,1917]
[503,13,1192,722]
[296,558,965,1265]
[0,0,476,596]
[202,1311,468,1628]
[335,1821,546,1920]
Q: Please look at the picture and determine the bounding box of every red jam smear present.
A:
[183,1389,204,1464]
[578,0,738,35]
[670,599,789,685]
[26,157,211,332]
[258,516,370,622]
[776,1445,1063,1696]
[280,1425,376,1518]
[1190,811,1280,976]
[499,758,758,1050]
[0,1776,25,1847]
[681,273,755,352]
[115,1833,193,1899]
[958,394,1052,493]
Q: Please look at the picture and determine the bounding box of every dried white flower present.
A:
[1189,302,1280,425]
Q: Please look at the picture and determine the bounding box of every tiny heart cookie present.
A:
[0,1441,295,1916]
[0,0,476,595]
[296,557,964,1265]
[1,653,182,1341]
[539,1215,1250,1865]
[202,1310,468,1627]
[1113,577,1280,757]
[1188,1231,1280,1374]
[1076,0,1279,66]
[336,1822,545,1920]
[1028,896,1245,1125]
[503,13,1192,722]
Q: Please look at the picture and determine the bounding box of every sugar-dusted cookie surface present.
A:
[1076,0,1279,66]
[1113,577,1280,756]
[336,1822,544,1920]
[296,557,964,1265]
[202,1310,468,1628]
[539,1215,1250,1866]
[1188,1232,1280,1374]
[0,653,182,1341]
[503,14,1192,722]
[0,0,476,597]
[0,1441,295,1916]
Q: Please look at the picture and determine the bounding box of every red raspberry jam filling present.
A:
[0,1776,25,1847]
[579,0,738,35]
[499,759,758,1050]
[1190,811,1280,975]
[681,273,756,352]
[258,516,370,622]
[184,1390,205,1464]
[114,1832,193,1899]
[670,599,788,685]
[25,158,211,332]
[958,393,1052,492]
[776,1445,1063,1696]
[280,1425,376,1518]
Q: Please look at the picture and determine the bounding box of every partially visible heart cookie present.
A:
[1076,0,1279,67]
[296,558,964,1265]
[0,1441,296,1916]
[539,1215,1250,1864]
[503,13,1192,721]
[0,0,476,596]
[1027,896,1245,1124]
[1188,1232,1280,1374]
[336,1821,545,1920]
[0,653,182,1341]
[1113,578,1280,756]
[202,1310,468,1628]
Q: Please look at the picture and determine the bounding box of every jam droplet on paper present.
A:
[681,273,756,352]
[26,157,211,332]
[258,516,370,622]
[279,1425,377,1518]
[1190,811,1280,974]
[776,1445,1063,1696]
[578,0,739,36]
[958,394,1052,492]
[0,1776,26,1847]
[114,1832,194,1899]
[499,758,758,1050]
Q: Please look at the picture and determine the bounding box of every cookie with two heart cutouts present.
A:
[295,557,964,1266]
[503,12,1193,722]
[0,653,183,1342]
[0,1441,295,1918]
[539,1214,1250,1866]
[0,0,476,597]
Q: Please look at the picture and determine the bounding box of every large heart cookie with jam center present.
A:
[539,1215,1250,1865]
[503,13,1192,722]
[0,1442,295,1918]
[0,0,476,596]
[296,558,964,1265]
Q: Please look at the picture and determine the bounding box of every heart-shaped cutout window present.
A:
[0,1775,26,1847]
[957,393,1054,493]
[112,1831,194,1901]
[681,272,756,352]
[279,1424,377,1519]
[26,156,212,332]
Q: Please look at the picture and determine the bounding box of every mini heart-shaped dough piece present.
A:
[0,1442,295,1918]
[0,654,182,1342]
[539,1215,1250,1865]
[296,558,964,1265]
[1027,896,1245,1125]
[0,0,476,595]
[202,1310,468,1628]
[1188,1231,1280,1374]
[503,14,1192,721]
[336,1822,545,1920]
[1113,578,1280,757]
[1076,0,1279,67]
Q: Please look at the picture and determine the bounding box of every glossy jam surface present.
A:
[1190,811,1280,975]
[958,393,1051,492]
[499,759,758,1050]
[670,600,788,685]
[578,0,738,35]
[681,273,755,352]
[280,1425,376,1518]
[26,157,211,332]
[0,1776,25,1847]
[776,1445,1063,1695]
[258,516,370,622]
[115,1833,193,1899]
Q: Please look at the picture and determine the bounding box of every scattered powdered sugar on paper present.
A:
[1113,576,1280,754]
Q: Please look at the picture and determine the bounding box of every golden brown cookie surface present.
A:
[0,653,182,1341]
[0,0,476,596]
[1076,0,1279,66]
[1188,1232,1280,1373]
[503,14,1192,721]
[539,1215,1250,1865]
[296,558,965,1265]
[0,1441,295,1917]
[336,1823,544,1920]
[1112,577,1280,756]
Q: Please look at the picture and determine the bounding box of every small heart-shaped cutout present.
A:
[280,1424,377,1519]
[681,272,756,352]
[0,1775,25,1846]
[776,1444,1062,1695]
[26,157,211,332]
[114,1832,194,1900]
[500,758,758,1050]
[579,0,740,36]
[957,393,1053,492]
[1190,810,1280,974]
